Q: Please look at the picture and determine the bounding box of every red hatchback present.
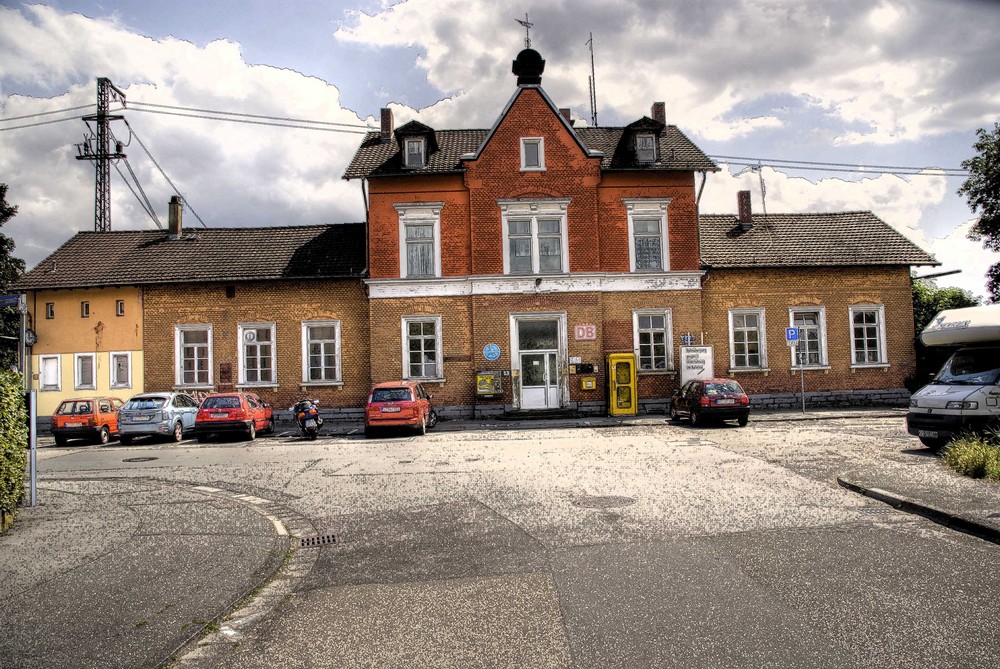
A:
[50,397,124,446]
[670,378,750,427]
[195,392,274,442]
[364,381,437,437]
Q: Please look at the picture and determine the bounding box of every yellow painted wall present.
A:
[26,287,144,415]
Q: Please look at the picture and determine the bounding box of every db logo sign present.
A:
[574,324,597,341]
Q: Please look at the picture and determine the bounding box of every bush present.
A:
[942,431,1000,480]
[0,370,27,528]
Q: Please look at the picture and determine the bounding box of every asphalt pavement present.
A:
[2,408,999,668]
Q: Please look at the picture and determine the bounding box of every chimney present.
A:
[168,196,183,237]
[737,191,753,231]
[559,108,572,124]
[380,108,393,142]
[651,101,666,125]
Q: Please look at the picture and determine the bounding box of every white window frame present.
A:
[636,133,656,163]
[116,300,125,317]
[520,137,545,171]
[850,304,888,367]
[788,307,828,369]
[39,355,60,391]
[402,315,444,381]
[238,322,277,387]
[174,324,213,388]
[404,137,425,169]
[45,303,54,319]
[301,320,342,385]
[633,309,674,372]
[74,352,96,390]
[499,199,570,275]
[81,301,90,318]
[109,351,132,389]
[624,199,671,272]
[728,308,768,371]
[395,203,443,279]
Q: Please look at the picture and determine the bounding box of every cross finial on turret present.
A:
[515,13,533,48]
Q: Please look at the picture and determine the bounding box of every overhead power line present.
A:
[711,154,968,177]
[0,103,94,123]
[128,100,370,134]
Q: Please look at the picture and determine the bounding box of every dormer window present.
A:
[636,133,656,163]
[520,138,545,171]
[405,138,425,169]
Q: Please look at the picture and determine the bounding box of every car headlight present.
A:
[945,401,978,410]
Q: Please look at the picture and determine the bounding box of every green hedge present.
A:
[0,370,27,525]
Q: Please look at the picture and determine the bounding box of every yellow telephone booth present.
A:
[607,352,638,416]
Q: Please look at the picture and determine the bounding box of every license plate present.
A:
[918,430,938,438]
[381,406,401,413]
[717,399,735,405]
[66,422,82,428]
[132,415,150,422]
[211,413,227,419]
[304,419,317,428]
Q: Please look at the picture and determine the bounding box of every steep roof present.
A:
[14,223,366,291]
[698,212,938,268]
[343,124,717,179]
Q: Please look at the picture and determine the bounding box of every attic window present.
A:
[521,138,545,171]
[405,138,425,169]
[636,133,656,163]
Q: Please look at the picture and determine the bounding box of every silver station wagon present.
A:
[118,392,200,444]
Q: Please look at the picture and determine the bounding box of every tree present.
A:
[909,278,980,388]
[958,122,1000,302]
[0,184,26,369]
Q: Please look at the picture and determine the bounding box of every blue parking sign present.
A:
[785,327,799,342]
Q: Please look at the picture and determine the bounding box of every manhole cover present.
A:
[572,495,636,509]
[122,457,158,463]
[297,534,337,548]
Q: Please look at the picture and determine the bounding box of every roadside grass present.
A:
[942,429,1000,480]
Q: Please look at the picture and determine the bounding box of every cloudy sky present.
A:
[1,0,997,298]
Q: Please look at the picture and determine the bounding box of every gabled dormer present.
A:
[395,120,438,170]
[623,115,665,165]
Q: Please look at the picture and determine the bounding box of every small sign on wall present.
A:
[574,324,597,340]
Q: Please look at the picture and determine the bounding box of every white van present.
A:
[906,305,1000,449]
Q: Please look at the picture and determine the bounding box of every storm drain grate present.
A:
[572,495,636,509]
[858,506,896,515]
[297,534,337,548]
[122,457,158,463]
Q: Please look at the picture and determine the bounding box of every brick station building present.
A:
[17,47,936,421]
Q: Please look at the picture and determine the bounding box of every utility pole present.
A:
[76,78,127,232]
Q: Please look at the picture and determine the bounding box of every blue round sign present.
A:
[483,343,501,361]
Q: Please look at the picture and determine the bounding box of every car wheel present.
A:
[418,414,427,436]
[427,410,438,429]
[919,436,948,450]
[97,426,110,445]
[689,411,701,427]
[54,435,68,447]
[738,415,749,427]
[172,422,183,443]
[669,405,680,422]
[265,418,275,435]
[247,422,256,441]
[119,436,133,445]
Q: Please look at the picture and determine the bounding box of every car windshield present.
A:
[934,348,1000,386]
[124,397,167,411]
[56,401,92,415]
[202,396,241,409]
[372,388,412,403]
[704,382,743,395]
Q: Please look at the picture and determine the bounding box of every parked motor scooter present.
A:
[290,399,323,440]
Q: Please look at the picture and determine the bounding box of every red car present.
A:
[670,378,750,427]
[365,381,437,437]
[195,392,274,442]
[50,397,124,446]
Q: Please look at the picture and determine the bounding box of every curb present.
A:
[837,476,1000,547]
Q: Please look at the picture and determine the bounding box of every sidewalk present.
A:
[0,478,289,669]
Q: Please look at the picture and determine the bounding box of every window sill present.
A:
[520,167,546,173]
[300,381,343,388]
[790,366,831,373]
[174,385,214,392]
[851,363,890,371]
[729,368,770,376]
[40,387,61,392]
[236,384,279,390]
[638,369,676,376]
[405,377,446,386]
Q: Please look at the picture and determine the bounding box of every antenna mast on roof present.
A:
[587,33,598,127]
[753,161,768,220]
[515,14,533,48]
